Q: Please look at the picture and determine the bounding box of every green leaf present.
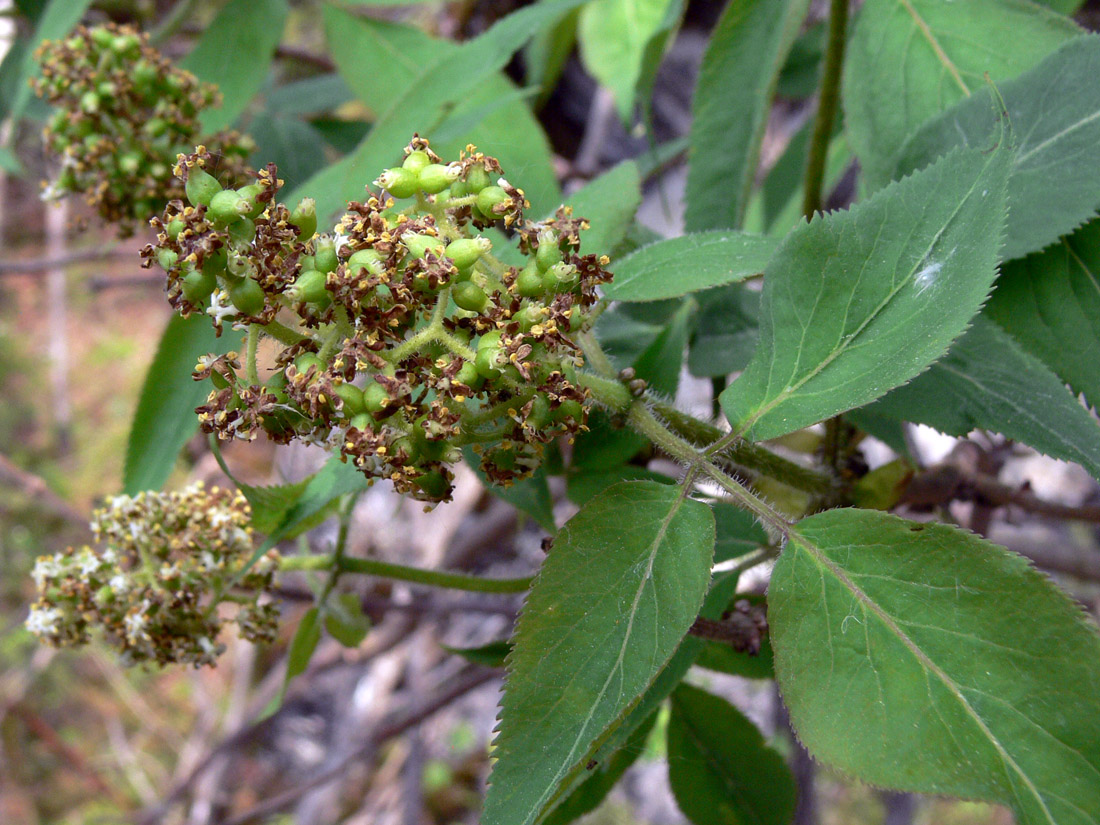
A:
[540,711,657,825]
[713,501,767,563]
[323,593,370,648]
[465,446,557,534]
[525,8,580,109]
[561,161,641,259]
[684,0,811,231]
[269,458,367,542]
[441,640,512,668]
[123,314,230,494]
[870,317,1100,481]
[687,283,760,378]
[577,0,677,121]
[566,465,674,507]
[294,0,586,223]
[772,508,1100,825]
[248,112,330,189]
[3,0,93,125]
[720,140,1010,442]
[181,0,288,133]
[264,74,353,116]
[986,217,1100,408]
[667,684,796,825]
[484,481,715,825]
[842,0,1078,188]
[238,477,312,536]
[895,35,1100,261]
[604,231,777,302]
[281,606,322,697]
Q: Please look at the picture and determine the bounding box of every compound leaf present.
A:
[685,0,810,231]
[603,231,778,302]
[484,481,714,825]
[870,317,1100,482]
[720,140,1010,442]
[895,35,1100,261]
[667,684,796,825]
[843,0,1077,187]
[986,217,1100,409]
[771,508,1100,825]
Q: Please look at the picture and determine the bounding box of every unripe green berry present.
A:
[156,248,178,270]
[80,91,100,112]
[294,353,326,377]
[334,383,367,417]
[228,217,256,247]
[454,360,483,390]
[347,248,384,277]
[203,248,228,280]
[237,184,266,219]
[451,266,474,283]
[403,150,432,174]
[377,167,419,199]
[465,166,491,193]
[185,166,222,208]
[181,268,216,304]
[348,413,372,431]
[445,237,491,269]
[555,398,584,424]
[289,269,330,305]
[513,303,546,333]
[208,189,248,226]
[535,231,563,272]
[290,198,317,240]
[403,234,444,261]
[543,262,578,293]
[450,180,469,198]
[229,277,265,316]
[516,264,545,298]
[475,331,503,379]
[527,394,552,429]
[362,382,391,415]
[313,237,339,274]
[476,186,511,218]
[417,163,459,194]
[166,218,185,240]
[453,282,489,313]
[413,470,450,500]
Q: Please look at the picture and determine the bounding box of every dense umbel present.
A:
[142,137,613,503]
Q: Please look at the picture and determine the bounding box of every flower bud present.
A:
[465,165,491,193]
[313,237,338,274]
[417,163,460,194]
[453,282,489,313]
[403,150,432,173]
[228,276,265,316]
[208,189,249,226]
[535,230,563,272]
[347,248,384,277]
[445,237,491,270]
[288,269,330,305]
[376,167,418,199]
[476,185,511,218]
[182,268,217,304]
[516,264,545,298]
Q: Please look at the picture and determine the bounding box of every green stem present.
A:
[319,495,357,602]
[576,372,632,413]
[576,330,617,379]
[280,554,533,594]
[245,325,260,385]
[150,0,206,45]
[651,402,834,497]
[626,403,792,537]
[802,0,849,217]
[261,320,309,347]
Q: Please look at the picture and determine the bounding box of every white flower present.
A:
[78,549,103,577]
[109,574,130,593]
[206,288,238,326]
[123,607,150,641]
[26,605,63,637]
[332,230,349,255]
[32,556,60,589]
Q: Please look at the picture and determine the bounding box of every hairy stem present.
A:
[802,0,849,217]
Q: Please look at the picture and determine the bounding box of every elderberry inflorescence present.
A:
[33,23,253,236]
[142,137,613,504]
[26,484,279,668]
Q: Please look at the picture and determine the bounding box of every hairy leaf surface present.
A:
[685,0,810,231]
[843,0,1077,187]
[603,231,778,302]
[484,481,714,825]
[871,317,1100,481]
[772,509,1100,825]
[720,142,1010,441]
[667,684,795,825]
[986,217,1100,408]
[896,35,1100,260]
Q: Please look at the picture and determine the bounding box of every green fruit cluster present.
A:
[32,23,253,236]
[144,137,612,504]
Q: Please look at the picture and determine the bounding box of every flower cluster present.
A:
[33,23,253,235]
[142,137,613,503]
[26,484,279,668]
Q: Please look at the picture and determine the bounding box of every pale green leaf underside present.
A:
[986,217,1100,409]
[667,683,796,825]
[603,231,778,302]
[577,0,676,120]
[772,509,1100,825]
[720,142,1010,442]
[684,0,810,232]
[484,481,714,825]
[842,0,1078,187]
[870,317,1100,482]
[895,35,1100,261]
